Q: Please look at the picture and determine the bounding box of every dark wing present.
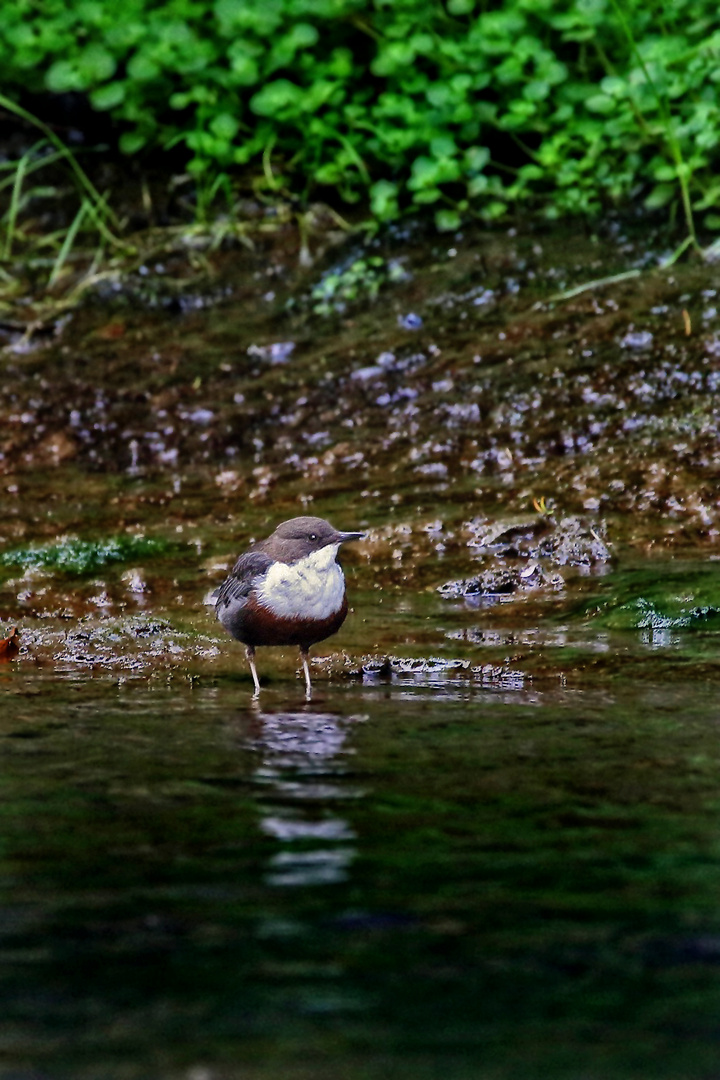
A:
[215,550,273,614]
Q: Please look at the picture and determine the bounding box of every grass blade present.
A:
[543,269,642,303]
[0,92,121,232]
[48,199,89,287]
[2,152,28,260]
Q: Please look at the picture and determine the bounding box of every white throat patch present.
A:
[257,544,346,620]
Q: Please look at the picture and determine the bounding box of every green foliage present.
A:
[0,535,169,575]
[1,0,720,230]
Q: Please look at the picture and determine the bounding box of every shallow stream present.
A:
[3,219,720,1077]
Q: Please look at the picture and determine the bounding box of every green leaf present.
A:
[371,41,416,76]
[119,130,147,155]
[585,94,615,115]
[412,188,442,204]
[229,51,259,85]
[78,43,116,82]
[90,81,126,110]
[435,208,461,231]
[408,155,440,189]
[600,75,627,97]
[644,183,676,209]
[210,111,240,140]
[288,22,319,48]
[127,51,160,82]
[465,145,490,171]
[468,175,488,196]
[370,179,399,220]
[250,79,302,117]
[430,134,456,159]
[426,83,455,108]
[46,60,84,93]
[524,80,550,102]
[482,200,507,220]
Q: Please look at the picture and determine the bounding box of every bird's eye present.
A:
[309,533,317,541]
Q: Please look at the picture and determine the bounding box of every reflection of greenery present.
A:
[581,566,720,630]
[0,0,719,236]
[309,256,408,315]
[0,535,168,576]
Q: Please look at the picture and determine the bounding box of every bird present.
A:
[215,515,364,697]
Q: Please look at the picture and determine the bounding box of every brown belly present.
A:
[224,594,348,648]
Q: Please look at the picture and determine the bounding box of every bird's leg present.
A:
[299,647,312,700]
[246,645,261,696]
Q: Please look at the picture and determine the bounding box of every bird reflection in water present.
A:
[245,706,366,888]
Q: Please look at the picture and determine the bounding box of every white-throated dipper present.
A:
[215,516,364,696]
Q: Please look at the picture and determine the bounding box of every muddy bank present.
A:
[3,222,720,549]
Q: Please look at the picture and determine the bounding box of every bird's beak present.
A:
[336,530,366,543]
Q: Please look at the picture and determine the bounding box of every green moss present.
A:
[309,255,407,315]
[0,534,169,576]
[581,566,720,631]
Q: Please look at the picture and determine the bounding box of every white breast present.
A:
[257,544,346,620]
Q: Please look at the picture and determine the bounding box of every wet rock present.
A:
[536,516,612,566]
[465,516,548,552]
[121,569,149,594]
[22,615,221,670]
[131,619,172,636]
[247,341,296,363]
[471,663,529,688]
[391,656,470,674]
[351,365,383,382]
[214,469,244,491]
[184,408,215,425]
[437,564,564,600]
[621,329,654,349]
[465,515,612,566]
[359,655,528,685]
[87,271,231,311]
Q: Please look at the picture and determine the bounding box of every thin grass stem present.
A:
[82,191,132,251]
[658,234,694,269]
[0,93,121,232]
[49,200,89,286]
[607,0,698,251]
[3,152,28,260]
[544,268,642,303]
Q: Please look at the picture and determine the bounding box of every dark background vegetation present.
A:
[1,0,720,238]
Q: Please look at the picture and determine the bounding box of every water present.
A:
[2,663,720,1079]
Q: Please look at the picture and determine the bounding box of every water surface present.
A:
[3,662,720,1079]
